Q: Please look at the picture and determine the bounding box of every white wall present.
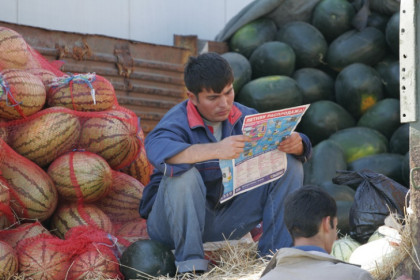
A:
[0,0,253,46]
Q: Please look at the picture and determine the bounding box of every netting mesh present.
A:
[0,26,152,278]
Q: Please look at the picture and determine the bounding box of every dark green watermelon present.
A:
[348,153,405,185]
[237,75,303,112]
[357,98,400,139]
[120,239,176,280]
[367,12,391,32]
[249,41,295,78]
[292,68,334,104]
[276,21,328,68]
[329,126,388,163]
[375,57,400,99]
[311,0,356,42]
[390,123,409,155]
[335,63,384,119]
[303,139,347,185]
[385,12,400,55]
[229,18,277,58]
[326,27,387,71]
[221,52,252,93]
[299,100,355,145]
[402,152,409,187]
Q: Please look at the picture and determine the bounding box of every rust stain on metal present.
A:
[72,38,92,60]
[114,44,134,78]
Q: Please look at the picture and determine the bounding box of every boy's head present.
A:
[184,52,234,96]
[284,185,337,248]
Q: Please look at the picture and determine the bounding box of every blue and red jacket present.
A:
[139,100,312,219]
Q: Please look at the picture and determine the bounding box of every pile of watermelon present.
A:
[219,0,405,235]
[0,26,153,279]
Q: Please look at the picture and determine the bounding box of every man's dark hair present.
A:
[284,185,337,239]
[184,52,234,96]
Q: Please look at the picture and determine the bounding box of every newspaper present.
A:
[219,104,309,203]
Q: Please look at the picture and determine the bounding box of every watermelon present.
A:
[120,239,176,280]
[319,181,355,202]
[375,57,399,99]
[0,27,31,70]
[221,52,252,93]
[0,241,17,278]
[357,98,400,139]
[331,236,361,262]
[326,27,387,71]
[303,139,347,185]
[249,41,295,78]
[335,63,384,119]
[276,21,328,68]
[329,126,388,163]
[348,153,405,185]
[229,18,277,58]
[311,0,356,42]
[385,12,400,55]
[292,68,334,104]
[299,100,355,145]
[367,12,391,32]
[390,124,409,155]
[236,75,302,112]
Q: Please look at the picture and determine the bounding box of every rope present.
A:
[50,73,97,105]
[0,75,26,118]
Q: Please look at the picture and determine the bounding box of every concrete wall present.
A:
[0,0,253,46]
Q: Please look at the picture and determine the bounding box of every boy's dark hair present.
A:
[284,185,337,239]
[184,52,234,96]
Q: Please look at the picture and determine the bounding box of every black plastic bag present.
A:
[333,169,408,243]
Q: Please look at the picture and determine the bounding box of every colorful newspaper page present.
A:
[219,104,309,203]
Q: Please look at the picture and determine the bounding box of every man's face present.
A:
[188,84,235,122]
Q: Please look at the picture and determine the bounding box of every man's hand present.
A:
[277,132,303,156]
[216,135,251,159]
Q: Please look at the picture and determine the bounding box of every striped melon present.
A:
[0,241,18,278]
[48,151,112,203]
[331,235,361,262]
[121,137,154,186]
[8,107,81,167]
[50,203,113,239]
[47,73,116,111]
[79,107,140,169]
[96,171,144,223]
[67,247,121,280]
[0,221,51,249]
[0,27,31,70]
[0,120,6,142]
[0,69,46,120]
[26,67,56,91]
[116,218,149,246]
[18,235,71,280]
[0,140,58,221]
[0,177,15,229]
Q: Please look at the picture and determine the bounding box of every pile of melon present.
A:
[219,0,406,236]
[0,26,154,279]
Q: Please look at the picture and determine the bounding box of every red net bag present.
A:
[47,73,118,111]
[0,240,18,278]
[50,202,113,239]
[0,27,33,70]
[6,106,81,167]
[0,221,51,249]
[47,151,113,203]
[0,69,46,120]
[0,175,16,229]
[0,139,58,221]
[17,233,72,280]
[95,170,144,224]
[78,106,141,169]
[115,217,149,248]
[65,225,123,280]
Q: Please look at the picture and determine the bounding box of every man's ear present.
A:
[321,216,333,232]
[187,91,198,105]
